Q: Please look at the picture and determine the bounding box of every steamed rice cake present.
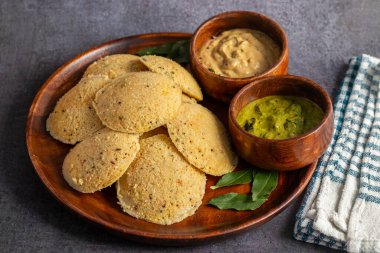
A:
[63,128,140,193]
[93,72,181,133]
[140,55,203,101]
[116,134,206,225]
[46,75,111,144]
[84,54,147,79]
[167,103,238,176]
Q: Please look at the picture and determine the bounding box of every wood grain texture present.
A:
[229,75,334,171]
[190,11,289,103]
[26,33,316,245]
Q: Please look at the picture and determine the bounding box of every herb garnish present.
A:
[210,169,252,189]
[208,169,278,211]
[208,193,267,211]
[243,118,255,131]
[137,40,190,63]
[251,170,278,201]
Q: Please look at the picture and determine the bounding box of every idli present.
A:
[139,126,168,140]
[181,94,197,104]
[167,103,238,176]
[84,54,147,79]
[93,72,181,133]
[140,55,203,101]
[116,134,206,225]
[63,128,140,193]
[46,75,111,144]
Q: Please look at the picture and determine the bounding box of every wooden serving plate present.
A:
[26,33,317,246]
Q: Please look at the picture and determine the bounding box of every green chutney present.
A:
[236,96,324,140]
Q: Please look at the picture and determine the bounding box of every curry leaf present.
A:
[208,193,267,211]
[136,40,190,63]
[137,42,174,55]
[168,40,190,63]
[251,170,278,201]
[210,169,253,189]
[208,170,278,211]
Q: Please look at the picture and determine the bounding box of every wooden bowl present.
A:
[229,75,333,171]
[26,33,318,245]
[190,11,289,103]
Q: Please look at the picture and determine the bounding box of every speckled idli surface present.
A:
[167,103,238,176]
[181,94,197,104]
[84,54,147,79]
[62,128,140,193]
[116,134,206,225]
[139,126,168,140]
[140,55,203,101]
[46,75,111,144]
[93,72,181,133]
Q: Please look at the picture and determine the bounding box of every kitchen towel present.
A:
[294,54,380,252]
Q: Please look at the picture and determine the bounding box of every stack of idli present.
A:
[46,54,238,225]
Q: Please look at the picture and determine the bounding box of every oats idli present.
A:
[63,128,140,193]
[116,134,206,225]
[84,54,147,79]
[93,72,181,133]
[140,126,168,140]
[181,94,197,104]
[46,75,111,144]
[167,103,238,176]
[140,55,203,101]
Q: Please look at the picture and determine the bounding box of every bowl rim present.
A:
[229,74,333,143]
[190,10,288,83]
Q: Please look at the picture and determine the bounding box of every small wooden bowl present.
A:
[229,75,334,171]
[190,11,289,103]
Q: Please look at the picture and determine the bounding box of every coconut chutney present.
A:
[198,28,280,78]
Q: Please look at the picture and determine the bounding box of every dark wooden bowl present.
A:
[26,33,317,245]
[190,11,289,103]
[229,75,334,171]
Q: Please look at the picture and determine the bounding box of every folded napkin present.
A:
[294,54,380,253]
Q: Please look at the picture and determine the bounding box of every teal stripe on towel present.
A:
[293,55,380,250]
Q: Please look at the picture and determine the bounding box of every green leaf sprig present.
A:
[251,170,278,201]
[136,40,190,63]
[208,169,278,211]
[208,193,267,211]
[210,169,252,189]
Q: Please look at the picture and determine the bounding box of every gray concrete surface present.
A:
[1,0,379,252]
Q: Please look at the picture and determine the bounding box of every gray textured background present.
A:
[1,0,380,252]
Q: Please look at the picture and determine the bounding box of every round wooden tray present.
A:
[26,32,317,246]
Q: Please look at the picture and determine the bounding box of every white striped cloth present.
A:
[294,54,380,252]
